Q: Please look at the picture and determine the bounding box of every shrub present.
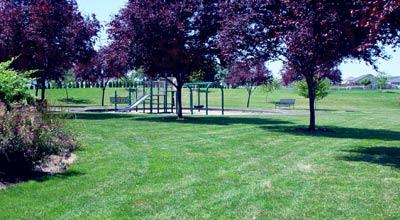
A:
[0,60,33,108]
[295,79,331,102]
[0,102,77,177]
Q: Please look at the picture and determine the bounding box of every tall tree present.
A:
[220,0,400,131]
[280,0,400,131]
[0,0,99,101]
[75,44,127,106]
[108,0,221,119]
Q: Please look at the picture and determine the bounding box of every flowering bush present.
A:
[0,102,77,176]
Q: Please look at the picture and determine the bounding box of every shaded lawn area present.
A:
[0,105,399,219]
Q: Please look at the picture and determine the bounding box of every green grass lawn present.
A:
[1,89,400,219]
[36,87,400,111]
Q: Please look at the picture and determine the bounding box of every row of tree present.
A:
[0,0,99,99]
[1,0,400,131]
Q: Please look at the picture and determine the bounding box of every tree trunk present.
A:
[101,86,106,106]
[176,84,183,119]
[64,87,69,100]
[40,78,46,101]
[35,85,39,97]
[306,79,316,132]
[246,90,252,108]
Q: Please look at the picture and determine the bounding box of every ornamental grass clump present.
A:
[0,102,77,177]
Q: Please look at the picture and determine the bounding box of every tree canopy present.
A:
[108,0,222,118]
[280,0,400,131]
[226,60,272,108]
[0,0,100,100]
[219,0,400,131]
[75,44,127,106]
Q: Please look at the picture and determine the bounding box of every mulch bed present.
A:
[0,153,76,190]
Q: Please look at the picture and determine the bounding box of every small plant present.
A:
[0,60,33,108]
[188,70,206,82]
[263,79,281,103]
[60,70,76,101]
[296,79,331,108]
[376,72,388,90]
[360,78,372,87]
[0,102,77,177]
[214,64,229,83]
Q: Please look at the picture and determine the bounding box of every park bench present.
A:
[194,105,204,110]
[110,95,131,111]
[275,99,296,109]
[110,96,130,105]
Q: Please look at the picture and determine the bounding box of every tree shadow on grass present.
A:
[58,98,92,105]
[72,113,135,120]
[1,170,84,187]
[133,115,294,126]
[339,147,400,168]
[33,170,85,182]
[260,125,400,141]
[69,113,294,126]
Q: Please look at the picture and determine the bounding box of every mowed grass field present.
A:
[1,89,400,219]
[35,86,400,111]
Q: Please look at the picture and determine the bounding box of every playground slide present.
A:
[120,94,150,111]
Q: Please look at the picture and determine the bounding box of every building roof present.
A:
[352,74,375,82]
[389,76,400,83]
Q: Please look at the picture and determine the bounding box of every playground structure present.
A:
[112,77,176,113]
[111,79,225,115]
[185,82,225,115]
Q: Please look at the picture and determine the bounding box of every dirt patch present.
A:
[0,182,6,190]
[0,153,76,190]
[296,162,314,173]
[263,180,273,192]
[37,153,77,174]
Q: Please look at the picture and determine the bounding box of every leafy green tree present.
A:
[376,72,388,90]
[214,64,229,83]
[123,68,144,86]
[360,78,372,87]
[296,79,331,109]
[0,60,32,108]
[60,70,76,101]
[188,70,206,82]
[262,79,281,104]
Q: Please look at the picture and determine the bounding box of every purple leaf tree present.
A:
[220,0,400,131]
[0,0,99,100]
[218,1,281,109]
[218,0,282,65]
[226,60,272,108]
[108,0,221,119]
[75,44,128,106]
[280,0,400,131]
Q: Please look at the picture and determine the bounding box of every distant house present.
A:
[29,80,53,89]
[342,74,377,88]
[342,76,355,85]
[388,76,400,86]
